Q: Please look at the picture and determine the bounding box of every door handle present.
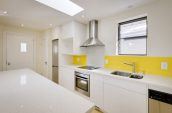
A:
[7,62,11,66]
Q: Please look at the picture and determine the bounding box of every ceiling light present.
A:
[49,24,53,26]
[35,0,84,16]
[0,10,8,16]
[3,11,7,14]
[81,15,85,18]
[21,24,24,27]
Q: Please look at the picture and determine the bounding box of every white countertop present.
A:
[0,69,94,113]
[62,64,172,94]
[91,68,172,94]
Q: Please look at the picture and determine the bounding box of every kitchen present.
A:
[0,0,172,113]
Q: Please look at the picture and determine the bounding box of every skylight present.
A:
[35,0,84,16]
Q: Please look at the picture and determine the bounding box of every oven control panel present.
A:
[75,71,90,79]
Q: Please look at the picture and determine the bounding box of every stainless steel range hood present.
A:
[81,20,104,47]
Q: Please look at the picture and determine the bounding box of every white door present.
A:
[90,73,104,109]
[104,83,147,113]
[6,33,34,70]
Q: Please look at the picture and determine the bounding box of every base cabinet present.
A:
[59,66,74,91]
[103,78,147,113]
[90,73,104,109]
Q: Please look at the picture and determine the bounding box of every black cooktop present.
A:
[78,66,100,70]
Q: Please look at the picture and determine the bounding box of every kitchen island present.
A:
[0,69,94,113]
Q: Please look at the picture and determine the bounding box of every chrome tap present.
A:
[123,62,136,73]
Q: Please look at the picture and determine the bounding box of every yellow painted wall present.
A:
[73,55,87,65]
[105,56,172,77]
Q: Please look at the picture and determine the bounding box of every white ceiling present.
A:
[0,0,156,31]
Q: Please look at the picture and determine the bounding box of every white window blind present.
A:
[118,17,147,55]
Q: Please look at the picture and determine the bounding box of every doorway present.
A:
[5,32,34,71]
[52,39,59,83]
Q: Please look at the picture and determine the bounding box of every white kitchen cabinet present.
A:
[52,26,61,40]
[59,21,87,66]
[103,76,148,113]
[59,66,75,91]
[61,22,75,39]
[90,73,104,109]
[59,21,86,55]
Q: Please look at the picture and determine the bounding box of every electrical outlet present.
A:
[77,58,80,62]
[161,62,168,70]
[105,59,109,64]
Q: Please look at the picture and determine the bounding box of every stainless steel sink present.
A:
[111,71,131,77]
[111,71,143,79]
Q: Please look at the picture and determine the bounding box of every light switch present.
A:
[161,62,168,70]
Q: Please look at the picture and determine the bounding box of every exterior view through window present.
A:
[20,42,27,53]
[118,17,147,55]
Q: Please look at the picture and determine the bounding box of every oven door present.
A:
[75,76,90,97]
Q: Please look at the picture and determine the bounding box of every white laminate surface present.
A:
[91,68,172,94]
[64,64,172,94]
[0,69,94,113]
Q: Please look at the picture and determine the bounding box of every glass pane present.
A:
[76,78,88,91]
[20,42,27,53]
[119,38,146,55]
[120,19,147,38]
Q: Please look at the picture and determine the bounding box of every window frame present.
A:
[118,16,148,56]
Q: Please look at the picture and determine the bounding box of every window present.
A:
[118,17,147,55]
[20,42,27,53]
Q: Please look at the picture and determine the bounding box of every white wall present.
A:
[98,0,172,56]
[0,26,3,71]
[39,26,61,80]
[86,46,105,67]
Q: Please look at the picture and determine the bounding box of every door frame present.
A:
[52,39,59,83]
[3,31,37,71]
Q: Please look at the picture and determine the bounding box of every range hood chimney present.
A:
[81,20,104,47]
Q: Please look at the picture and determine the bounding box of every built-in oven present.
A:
[75,71,90,97]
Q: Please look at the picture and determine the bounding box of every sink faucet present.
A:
[123,62,136,73]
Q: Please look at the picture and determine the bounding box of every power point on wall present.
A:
[77,58,80,62]
[105,59,109,64]
[161,62,168,70]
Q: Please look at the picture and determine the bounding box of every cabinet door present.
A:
[59,67,74,91]
[90,74,104,109]
[59,69,64,86]
[61,22,75,39]
[160,102,172,113]
[52,27,60,40]
[104,83,147,113]
[149,99,160,113]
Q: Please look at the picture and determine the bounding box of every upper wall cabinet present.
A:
[103,76,148,113]
[61,22,75,39]
[52,26,61,40]
[59,21,87,55]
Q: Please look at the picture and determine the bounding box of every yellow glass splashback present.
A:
[73,55,87,65]
[105,56,172,77]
